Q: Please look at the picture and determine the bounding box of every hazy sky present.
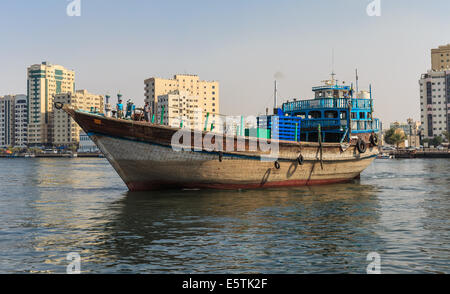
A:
[1,0,450,127]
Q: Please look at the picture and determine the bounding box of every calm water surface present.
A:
[0,158,448,273]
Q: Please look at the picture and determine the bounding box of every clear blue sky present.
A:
[1,0,450,126]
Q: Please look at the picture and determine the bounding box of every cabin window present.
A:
[297,112,306,119]
[351,112,357,119]
[309,111,322,119]
[324,110,338,118]
[359,112,365,119]
[359,121,366,130]
[340,111,347,119]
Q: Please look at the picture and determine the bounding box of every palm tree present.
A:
[442,131,449,142]
[384,127,407,150]
[390,133,407,150]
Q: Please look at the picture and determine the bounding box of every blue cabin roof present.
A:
[311,84,352,92]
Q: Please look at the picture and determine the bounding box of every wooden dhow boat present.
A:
[58,78,380,191]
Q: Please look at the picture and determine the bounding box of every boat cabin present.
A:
[258,79,380,143]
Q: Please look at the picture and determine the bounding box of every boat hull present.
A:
[90,132,376,191]
[64,107,378,191]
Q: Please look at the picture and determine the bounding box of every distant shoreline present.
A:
[0,153,104,158]
[387,150,450,159]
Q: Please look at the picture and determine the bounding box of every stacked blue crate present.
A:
[257,113,302,142]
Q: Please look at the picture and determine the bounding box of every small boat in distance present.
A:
[58,77,380,191]
[377,154,393,159]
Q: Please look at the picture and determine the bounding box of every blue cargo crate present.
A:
[257,115,301,142]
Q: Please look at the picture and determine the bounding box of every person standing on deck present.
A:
[144,102,150,122]
[116,99,124,119]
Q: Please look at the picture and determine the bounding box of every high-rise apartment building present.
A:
[0,95,15,147]
[431,44,450,71]
[27,62,75,146]
[418,70,450,139]
[13,95,28,147]
[0,94,28,147]
[144,74,219,129]
[53,89,103,147]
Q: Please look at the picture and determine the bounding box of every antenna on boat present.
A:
[273,80,278,114]
[355,68,359,95]
[331,48,336,84]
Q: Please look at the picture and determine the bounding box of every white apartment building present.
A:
[419,70,450,139]
[27,62,75,146]
[14,95,28,147]
[0,94,27,147]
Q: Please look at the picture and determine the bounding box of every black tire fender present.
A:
[357,139,367,153]
[274,161,280,169]
[370,134,379,146]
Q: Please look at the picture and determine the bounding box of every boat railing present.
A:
[282,98,372,112]
[301,118,341,129]
[311,85,352,91]
[350,118,380,133]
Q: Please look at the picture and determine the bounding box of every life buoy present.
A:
[297,154,304,165]
[370,134,379,146]
[356,139,367,153]
[274,161,280,169]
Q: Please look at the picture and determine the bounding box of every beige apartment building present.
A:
[144,74,219,129]
[27,62,75,146]
[53,90,104,147]
[431,44,450,71]
[156,90,203,130]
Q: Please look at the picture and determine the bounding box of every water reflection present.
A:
[96,183,383,273]
[418,160,450,273]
